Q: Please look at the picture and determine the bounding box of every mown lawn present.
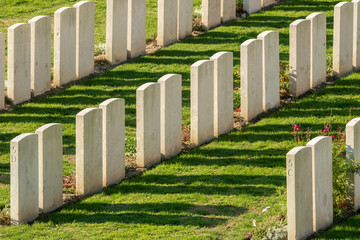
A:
[0,0,353,239]
[316,212,360,239]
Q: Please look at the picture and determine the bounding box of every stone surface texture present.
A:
[261,0,275,8]
[221,0,236,23]
[244,0,261,14]
[54,7,76,87]
[99,98,126,187]
[210,52,233,138]
[191,60,214,145]
[289,19,311,97]
[306,136,333,232]
[353,0,360,69]
[287,146,313,240]
[10,133,39,225]
[7,23,31,105]
[76,108,103,196]
[106,0,128,64]
[29,16,51,96]
[202,0,221,29]
[136,83,161,167]
[127,0,146,58]
[158,0,178,46]
[0,33,4,110]
[241,39,263,121]
[36,124,63,213]
[333,2,354,77]
[177,0,193,40]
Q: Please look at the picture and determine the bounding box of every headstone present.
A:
[158,0,178,47]
[221,0,236,23]
[35,124,63,213]
[29,16,52,96]
[287,146,313,240]
[54,7,76,87]
[158,74,182,159]
[257,31,280,111]
[136,83,161,167]
[74,1,95,79]
[127,0,146,58]
[99,98,125,187]
[289,19,311,97]
[262,0,275,8]
[353,0,360,70]
[306,136,333,232]
[244,0,261,14]
[191,60,214,145]
[177,0,193,40]
[0,33,4,110]
[333,2,354,77]
[241,39,263,121]
[106,0,128,64]
[202,0,221,29]
[346,118,360,211]
[306,12,327,88]
[76,108,103,196]
[7,23,31,105]
[10,133,39,225]
[210,52,233,137]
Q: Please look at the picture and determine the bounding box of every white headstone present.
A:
[244,0,261,14]
[99,98,126,187]
[136,83,161,167]
[353,0,360,70]
[29,16,52,96]
[306,12,327,88]
[106,0,128,64]
[127,0,146,58]
[262,0,275,8]
[76,108,103,196]
[333,2,354,77]
[36,124,63,213]
[257,31,280,111]
[10,133,39,225]
[191,60,214,145]
[287,146,313,240]
[177,0,193,40]
[210,52,233,137]
[221,0,236,23]
[346,118,360,211]
[54,7,76,87]
[158,0,178,47]
[0,33,4,110]
[241,39,263,121]
[289,19,311,97]
[158,74,182,159]
[202,0,221,29]
[74,1,95,79]
[306,136,333,232]
[7,23,31,105]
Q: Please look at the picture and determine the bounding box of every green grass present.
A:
[316,213,360,239]
[0,0,355,238]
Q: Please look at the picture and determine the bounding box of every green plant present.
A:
[125,137,137,158]
[234,90,241,110]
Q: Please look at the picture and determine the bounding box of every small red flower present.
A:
[236,108,241,112]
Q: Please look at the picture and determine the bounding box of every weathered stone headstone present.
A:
[7,23,31,105]
[353,0,360,70]
[306,12,327,88]
[306,136,333,232]
[244,0,261,14]
[346,118,360,211]
[0,33,4,110]
[289,19,311,97]
[35,124,63,213]
[54,7,76,86]
[241,39,263,121]
[257,31,280,111]
[191,60,214,145]
[99,98,125,187]
[136,83,161,167]
[158,0,178,47]
[10,133,39,225]
[158,74,182,159]
[210,52,233,137]
[74,1,95,79]
[262,0,275,8]
[221,0,236,23]
[177,0,193,40]
[333,2,354,77]
[29,16,52,96]
[106,0,128,64]
[202,0,221,29]
[76,108,103,196]
[287,146,313,240]
[128,0,146,58]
